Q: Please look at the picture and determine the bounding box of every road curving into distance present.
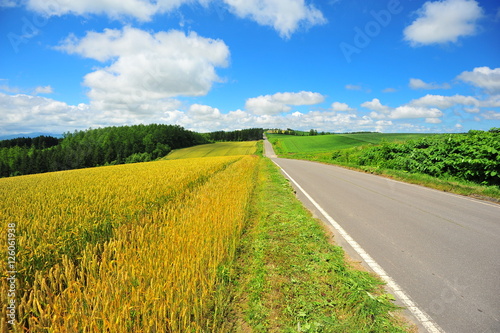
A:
[263,137,500,333]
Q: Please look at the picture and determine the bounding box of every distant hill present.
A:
[0,132,63,140]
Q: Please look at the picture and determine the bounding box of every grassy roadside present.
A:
[226,157,414,332]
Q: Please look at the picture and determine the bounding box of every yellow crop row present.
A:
[1,155,258,332]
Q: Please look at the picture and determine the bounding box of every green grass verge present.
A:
[227,158,413,332]
[163,141,258,159]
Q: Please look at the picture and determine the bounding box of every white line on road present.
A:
[273,160,445,333]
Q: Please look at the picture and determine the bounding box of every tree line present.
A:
[266,128,330,136]
[206,128,264,142]
[0,135,61,149]
[0,125,264,178]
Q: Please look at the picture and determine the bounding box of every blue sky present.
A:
[1,0,499,136]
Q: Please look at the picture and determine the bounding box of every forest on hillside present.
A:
[0,125,264,178]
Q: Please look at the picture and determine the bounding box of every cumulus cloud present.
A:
[404,0,483,46]
[457,67,500,94]
[224,0,326,38]
[245,91,325,115]
[33,85,53,94]
[0,93,93,135]
[362,98,443,121]
[331,102,355,112]
[0,92,195,135]
[25,0,325,37]
[409,78,451,90]
[361,98,391,113]
[390,105,443,119]
[188,104,221,120]
[407,92,500,121]
[409,94,480,109]
[5,90,489,136]
[57,27,229,114]
[27,0,159,21]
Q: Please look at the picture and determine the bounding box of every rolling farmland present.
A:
[267,133,437,154]
[163,141,258,159]
[1,155,258,331]
[1,139,412,332]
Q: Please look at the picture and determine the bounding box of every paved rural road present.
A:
[263,138,500,333]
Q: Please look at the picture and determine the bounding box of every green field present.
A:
[267,131,500,201]
[163,141,258,159]
[267,133,437,154]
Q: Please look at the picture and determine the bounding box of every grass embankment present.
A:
[164,141,258,159]
[227,157,412,332]
[267,133,500,201]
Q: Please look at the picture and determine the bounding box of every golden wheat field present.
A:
[1,155,258,332]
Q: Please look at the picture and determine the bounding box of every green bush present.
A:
[355,130,499,186]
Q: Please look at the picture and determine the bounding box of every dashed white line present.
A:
[273,160,445,333]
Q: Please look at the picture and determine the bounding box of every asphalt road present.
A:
[263,138,500,333]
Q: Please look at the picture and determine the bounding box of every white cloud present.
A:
[27,0,159,21]
[245,91,325,115]
[188,104,221,120]
[409,78,451,90]
[361,98,391,113]
[3,90,495,136]
[409,94,480,109]
[345,84,362,91]
[484,95,500,108]
[482,111,500,120]
[404,0,483,46]
[382,88,397,93]
[0,93,92,135]
[224,0,326,38]
[390,105,443,119]
[57,27,229,114]
[464,106,480,113]
[457,67,500,94]
[25,0,325,37]
[331,102,355,112]
[245,96,291,115]
[0,92,195,136]
[272,91,325,105]
[362,98,443,121]
[425,117,442,124]
[33,85,53,94]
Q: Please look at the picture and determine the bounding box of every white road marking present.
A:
[273,160,445,333]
